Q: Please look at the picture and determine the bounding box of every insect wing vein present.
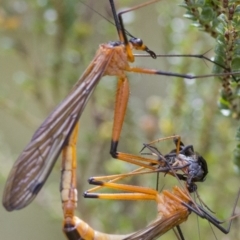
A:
[3,48,114,211]
[124,211,187,240]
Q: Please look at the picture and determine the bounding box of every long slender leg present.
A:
[110,76,130,156]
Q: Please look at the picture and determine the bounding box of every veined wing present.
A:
[124,187,191,240]
[124,210,189,240]
[2,47,115,211]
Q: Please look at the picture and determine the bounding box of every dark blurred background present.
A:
[0,0,239,239]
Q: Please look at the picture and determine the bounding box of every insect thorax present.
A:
[101,42,130,77]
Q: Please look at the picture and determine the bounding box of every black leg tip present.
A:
[83,192,99,198]
[88,178,103,186]
[88,177,93,184]
[110,140,119,158]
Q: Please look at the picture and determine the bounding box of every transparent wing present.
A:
[124,212,185,240]
[2,48,114,211]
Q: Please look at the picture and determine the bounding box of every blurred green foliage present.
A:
[181,0,240,170]
[0,0,240,239]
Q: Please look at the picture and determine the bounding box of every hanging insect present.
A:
[141,136,208,192]
[4,0,233,211]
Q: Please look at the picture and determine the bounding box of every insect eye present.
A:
[129,38,143,48]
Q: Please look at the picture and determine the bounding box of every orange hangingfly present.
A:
[3,0,240,211]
